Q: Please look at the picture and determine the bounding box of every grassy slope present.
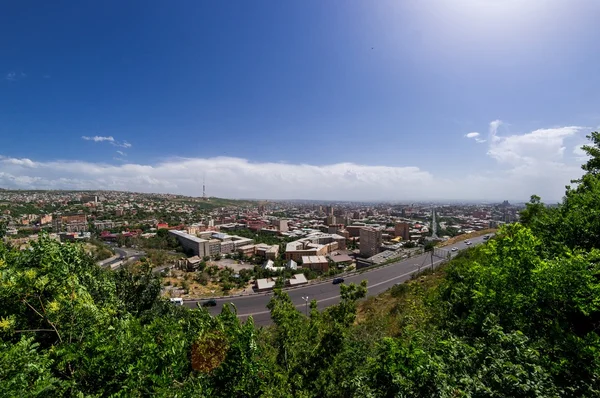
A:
[355,266,446,337]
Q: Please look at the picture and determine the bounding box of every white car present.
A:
[451,247,458,252]
[465,240,472,245]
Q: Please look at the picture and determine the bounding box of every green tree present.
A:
[577,131,600,178]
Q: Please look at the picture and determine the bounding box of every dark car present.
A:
[202,299,217,307]
[332,277,345,285]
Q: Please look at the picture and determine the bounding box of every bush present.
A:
[194,272,209,285]
[390,282,409,297]
[181,280,190,293]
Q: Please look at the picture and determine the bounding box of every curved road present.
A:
[185,235,490,325]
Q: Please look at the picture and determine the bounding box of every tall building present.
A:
[395,222,410,241]
[278,220,289,232]
[326,215,337,226]
[360,227,382,258]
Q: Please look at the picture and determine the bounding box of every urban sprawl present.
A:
[0,189,521,298]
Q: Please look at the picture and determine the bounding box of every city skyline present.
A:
[2,1,599,201]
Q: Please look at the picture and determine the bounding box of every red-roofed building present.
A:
[247,220,266,231]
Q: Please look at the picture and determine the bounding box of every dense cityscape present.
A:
[0,188,518,298]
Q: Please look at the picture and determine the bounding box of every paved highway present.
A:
[185,235,490,326]
[99,246,146,269]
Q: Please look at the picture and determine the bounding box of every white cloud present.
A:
[0,120,590,202]
[82,136,115,143]
[487,124,583,166]
[82,136,132,148]
[0,148,587,202]
[489,119,502,143]
[465,131,486,144]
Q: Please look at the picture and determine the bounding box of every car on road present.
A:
[451,247,458,252]
[169,298,183,306]
[332,277,345,285]
[202,299,217,307]
[483,235,490,240]
[465,240,472,245]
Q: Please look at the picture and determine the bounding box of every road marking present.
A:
[236,259,445,317]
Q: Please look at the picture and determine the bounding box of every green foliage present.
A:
[0,337,66,397]
[578,131,600,177]
[233,228,295,246]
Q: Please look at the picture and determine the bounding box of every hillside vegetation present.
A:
[1,132,600,397]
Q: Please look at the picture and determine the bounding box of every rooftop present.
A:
[168,229,208,243]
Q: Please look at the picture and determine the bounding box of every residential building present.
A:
[276,219,288,232]
[360,227,382,258]
[346,225,363,237]
[94,220,115,230]
[394,222,410,241]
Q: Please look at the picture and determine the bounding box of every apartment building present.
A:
[272,219,288,232]
[94,220,115,230]
[39,214,53,225]
[360,227,382,258]
[394,222,410,241]
[345,225,364,238]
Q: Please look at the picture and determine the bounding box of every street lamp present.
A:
[302,296,309,316]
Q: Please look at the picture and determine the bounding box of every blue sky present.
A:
[1,0,600,201]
